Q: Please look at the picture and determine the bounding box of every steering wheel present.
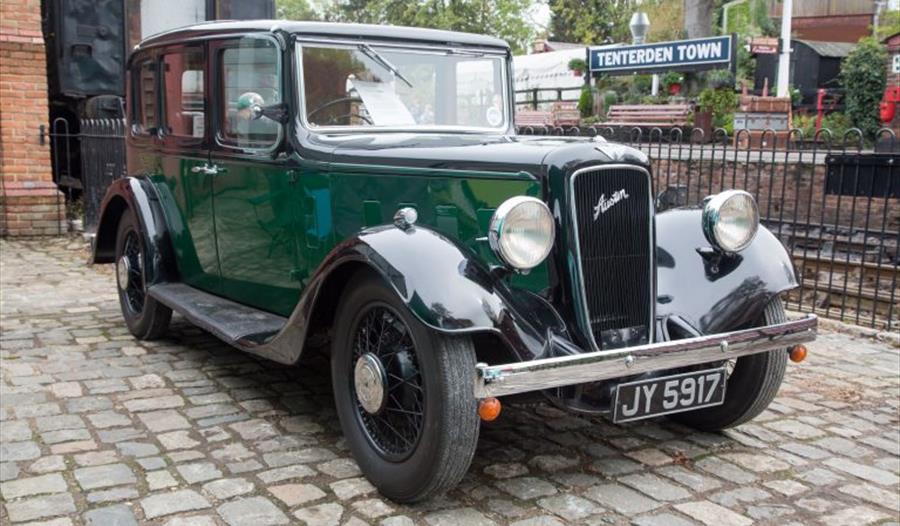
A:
[307,97,371,125]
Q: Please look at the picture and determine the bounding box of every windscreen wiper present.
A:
[358,43,413,88]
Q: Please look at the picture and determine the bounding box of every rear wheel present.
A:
[115,212,171,340]
[331,271,479,503]
[671,297,788,431]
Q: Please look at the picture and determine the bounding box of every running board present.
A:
[148,283,287,350]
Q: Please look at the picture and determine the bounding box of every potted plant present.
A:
[662,72,684,95]
[568,58,586,77]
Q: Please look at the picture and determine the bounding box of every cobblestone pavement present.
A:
[1,238,899,526]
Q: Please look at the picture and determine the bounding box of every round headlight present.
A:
[702,190,759,253]
[489,196,555,270]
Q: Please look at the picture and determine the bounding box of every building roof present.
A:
[796,40,855,58]
[136,20,509,51]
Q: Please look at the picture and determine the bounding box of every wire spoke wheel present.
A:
[351,304,425,462]
[120,231,145,315]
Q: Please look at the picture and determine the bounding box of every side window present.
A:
[218,38,281,149]
[132,58,159,135]
[161,47,205,139]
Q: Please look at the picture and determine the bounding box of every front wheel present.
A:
[331,272,480,503]
[671,297,788,431]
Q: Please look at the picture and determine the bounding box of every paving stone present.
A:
[838,482,900,507]
[316,458,361,478]
[484,462,529,479]
[229,419,279,440]
[293,502,344,526]
[74,463,136,490]
[269,483,327,506]
[508,516,565,526]
[146,470,179,490]
[0,461,20,481]
[257,463,316,484]
[656,465,722,492]
[619,473,691,501]
[163,516,218,526]
[496,476,558,500]
[74,450,118,466]
[176,461,223,484]
[330,477,376,500]
[122,395,184,412]
[528,454,579,472]
[141,489,212,519]
[138,410,190,432]
[822,505,890,526]
[583,483,660,515]
[710,487,772,507]
[764,479,808,496]
[1,420,33,441]
[424,507,496,526]
[87,486,140,503]
[1,441,42,461]
[203,477,255,500]
[217,496,289,526]
[536,494,600,520]
[674,501,752,526]
[27,455,66,474]
[632,513,696,526]
[1,473,68,499]
[824,457,900,485]
[116,441,159,457]
[695,457,757,484]
[158,430,200,450]
[5,493,76,523]
[352,498,395,519]
[720,452,791,473]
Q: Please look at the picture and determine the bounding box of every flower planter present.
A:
[668,83,682,95]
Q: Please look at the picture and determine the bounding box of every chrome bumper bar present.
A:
[474,314,818,398]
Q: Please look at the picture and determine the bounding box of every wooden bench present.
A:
[515,110,552,128]
[605,104,691,128]
[551,102,581,127]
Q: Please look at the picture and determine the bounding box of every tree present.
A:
[548,0,637,45]
[323,0,536,54]
[841,37,888,138]
[683,0,714,38]
[277,0,318,21]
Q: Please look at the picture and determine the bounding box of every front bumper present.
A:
[474,314,818,398]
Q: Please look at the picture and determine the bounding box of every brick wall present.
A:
[0,0,65,236]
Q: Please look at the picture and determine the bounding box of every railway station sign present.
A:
[589,35,735,75]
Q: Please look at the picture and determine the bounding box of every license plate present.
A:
[612,367,727,423]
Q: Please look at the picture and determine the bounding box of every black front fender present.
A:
[305,225,568,363]
[656,208,798,335]
[92,177,177,286]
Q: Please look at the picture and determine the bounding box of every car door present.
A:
[208,35,301,316]
[153,43,222,294]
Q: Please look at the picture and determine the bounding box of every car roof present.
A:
[135,20,510,52]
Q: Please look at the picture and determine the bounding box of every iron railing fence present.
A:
[40,117,127,233]
[517,125,898,332]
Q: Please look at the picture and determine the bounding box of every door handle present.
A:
[190,164,227,175]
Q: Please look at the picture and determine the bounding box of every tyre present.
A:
[671,297,788,431]
[331,271,480,503]
[115,211,172,340]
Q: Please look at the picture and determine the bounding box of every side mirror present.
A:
[236,92,288,124]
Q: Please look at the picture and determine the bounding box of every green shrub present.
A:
[840,37,888,138]
[568,58,587,73]
[661,72,683,89]
[698,87,738,129]
[705,69,735,90]
[578,87,594,117]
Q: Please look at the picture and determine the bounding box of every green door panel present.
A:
[155,154,222,293]
[212,159,301,316]
[326,166,549,292]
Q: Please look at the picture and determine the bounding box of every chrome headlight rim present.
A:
[488,196,555,271]
[702,189,760,254]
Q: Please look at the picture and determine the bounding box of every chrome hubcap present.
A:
[117,256,131,291]
[354,353,387,415]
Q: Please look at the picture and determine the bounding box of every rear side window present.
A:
[161,47,205,138]
[132,58,159,135]
[218,37,281,149]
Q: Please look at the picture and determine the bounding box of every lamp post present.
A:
[630,12,659,96]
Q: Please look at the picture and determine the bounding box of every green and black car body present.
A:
[94,21,817,501]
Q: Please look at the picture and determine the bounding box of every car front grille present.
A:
[570,165,654,350]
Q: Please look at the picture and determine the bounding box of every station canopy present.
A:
[513,45,619,107]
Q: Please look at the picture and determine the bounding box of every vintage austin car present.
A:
[93,21,817,501]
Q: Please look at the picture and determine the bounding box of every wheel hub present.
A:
[355,353,387,414]
[116,255,131,291]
